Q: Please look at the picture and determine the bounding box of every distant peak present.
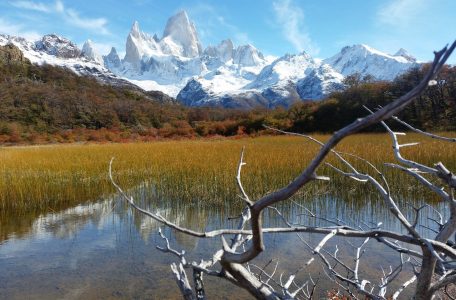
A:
[163,10,192,38]
[339,44,389,57]
[348,44,373,52]
[220,39,233,47]
[42,34,70,43]
[83,39,93,47]
[162,9,202,57]
[394,48,415,61]
[174,10,189,20]
[395,48,408,55]
[131,21,140,36]
[108,47,117,55]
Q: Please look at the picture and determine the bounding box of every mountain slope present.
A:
[324,44,418,80]
[1,11,422,109]
[0,43,178,136]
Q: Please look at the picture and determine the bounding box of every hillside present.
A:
[0,44,190,143]
[0,43,454,145]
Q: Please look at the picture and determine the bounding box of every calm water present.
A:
[0,184,449,299]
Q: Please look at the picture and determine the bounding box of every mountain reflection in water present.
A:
[0,184,449,299]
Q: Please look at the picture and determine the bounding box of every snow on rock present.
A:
[247,52,317,90]
[81,39,103,65]
[0,9,422,109]
[297,64,345,99]
[124,21,160,69]
[35,34,80,58]
[103,47,121,70]
[0,33,132,90]
[176,78,210,106]
[204,39,234,64]
[324,44,417,81]
[233,44,265,66]
[161,11,202,57]
[394,48,416,62]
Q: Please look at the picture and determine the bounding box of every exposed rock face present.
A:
[204,39,235,63]
[124,21,160,69]
[103,47,121,69]
[161,10,202,57]
[81,40,103,65]
[176,78,210,106]
[297,64,345,99]
[35,34,81,58]
[0,10,421,109]
[233,44,264,66]
[0,43,30,64]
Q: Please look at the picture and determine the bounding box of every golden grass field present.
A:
[0,133,455,216]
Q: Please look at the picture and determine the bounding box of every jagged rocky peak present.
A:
[131,21,141,38]
[217,39,234,62]
[394,48,416,61]
[103,47,121,69]
[176,78,209,106]
[81,39,103,64]
[124,20,160,68]
[161,10,202,57]
[35,34,81,58]
[233,44,264,66]
[204,39,234,63]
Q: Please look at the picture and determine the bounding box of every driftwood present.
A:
[110,41,456,299]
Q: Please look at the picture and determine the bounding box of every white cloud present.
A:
[0,17,41,40]
[272,0,319,55]
[9,0,110,35]
[377,0,428,28]
[10,1,52,13]
[184,3,252,47]
[55,0,64,13]
[66,8,109,35]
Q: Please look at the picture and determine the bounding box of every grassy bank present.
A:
[0,133,455,216]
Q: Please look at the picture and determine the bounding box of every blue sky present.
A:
[1,0,455,63]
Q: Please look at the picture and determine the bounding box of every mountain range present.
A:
[0,10,420,109]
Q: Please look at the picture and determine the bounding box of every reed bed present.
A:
[0,133,455,217]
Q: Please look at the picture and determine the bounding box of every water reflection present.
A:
[0,183,451,299]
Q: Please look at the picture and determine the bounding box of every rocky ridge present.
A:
[0,11,420,109]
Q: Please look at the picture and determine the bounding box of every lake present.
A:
[0,182,447,299]
[0,135,454,298]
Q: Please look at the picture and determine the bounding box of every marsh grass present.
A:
[0,133,455,218]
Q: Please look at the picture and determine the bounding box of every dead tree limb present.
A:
[109,42,456,299]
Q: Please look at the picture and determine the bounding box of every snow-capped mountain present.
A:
[82,39,103,65]
[35,34,81,58]
[323,44,417,81]
[296,64,345,99]
[0,10,421,109]
[161,10,202,57]
[104,47,121,70]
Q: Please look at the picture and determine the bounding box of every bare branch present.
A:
[236,146,254,206]
[390,115,456,143]
[108,42,456,300]
[392,275,417,300]
[171,263,196,300]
